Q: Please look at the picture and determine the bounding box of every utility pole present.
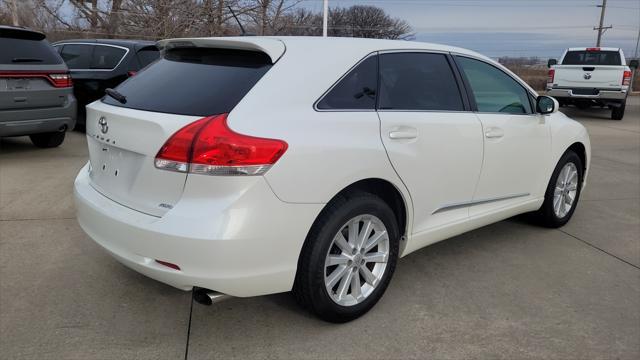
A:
[323,0,329,37]
[10,0,18,26]
[594,0,612,46]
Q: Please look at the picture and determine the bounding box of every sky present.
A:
[301,0,640,58]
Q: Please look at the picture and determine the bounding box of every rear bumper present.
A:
[0,94,77,137]
[547,87,627,101]
[74,163,322,297]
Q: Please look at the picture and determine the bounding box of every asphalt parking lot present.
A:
[1,97,639,359]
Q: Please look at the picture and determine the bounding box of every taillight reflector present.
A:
[547,69,555,84]
[0,71,72,88]
[155,114,288,176]
[155,260,181,271]
[622,70,632,86]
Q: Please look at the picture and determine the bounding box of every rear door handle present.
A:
[389,127,418,140]
[484,127,504,139]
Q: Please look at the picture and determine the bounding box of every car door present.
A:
[454,56,551,217]
[377,52,483,234]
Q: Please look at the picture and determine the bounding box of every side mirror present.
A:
[547,58,557,68]
[537,95,558,115]
[630,59,639,69]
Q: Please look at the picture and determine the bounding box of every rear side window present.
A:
[316,55,378,110]
[60,44,92,69]
[562,51,621,65]
[136,47,160,68]
[90,45,126,69]
[0,37,62,65]
[103,48,272,116]
[378,53,464,111]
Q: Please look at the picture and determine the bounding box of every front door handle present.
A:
[484,127,504,139]
[389,127,418,140]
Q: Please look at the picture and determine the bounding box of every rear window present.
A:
[103,48,272,116]
[562,51,622,65]
[0,37,62,65]
[90,45,126,69]
[136,47,160,68]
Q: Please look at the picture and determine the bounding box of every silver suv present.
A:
[0,26,76,147]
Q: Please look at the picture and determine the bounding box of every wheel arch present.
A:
[567,141,587,174]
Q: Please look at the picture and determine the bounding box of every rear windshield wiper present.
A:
[105,88,127,104]
[12,58,43,63]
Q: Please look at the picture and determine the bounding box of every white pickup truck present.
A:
[546,47,638,120]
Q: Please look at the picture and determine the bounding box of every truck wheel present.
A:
[611,102,625,120]
[30,131,66,148]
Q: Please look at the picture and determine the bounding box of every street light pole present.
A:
[595,0,609,46]
[323,0,329,37]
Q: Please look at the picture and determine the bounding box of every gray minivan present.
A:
[0,26,76,147]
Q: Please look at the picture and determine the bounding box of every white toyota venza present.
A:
[74,37,591,322]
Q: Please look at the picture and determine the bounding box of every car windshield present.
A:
[562,50,621,65]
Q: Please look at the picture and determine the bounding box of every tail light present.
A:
[547,69,555,84]
[127,71,136,77]
[586,47,600,52]
[48,73,73,88]
[155,114,288,176]
[622,70,632,86]
[0,71,72,88]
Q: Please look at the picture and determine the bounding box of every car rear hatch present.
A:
[85,38,283,217]
[556,50,625,88]
[0,28,71,113]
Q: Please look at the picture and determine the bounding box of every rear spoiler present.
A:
[156,37,286,64]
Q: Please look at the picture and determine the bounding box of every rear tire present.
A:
[534,150,583,228]
[611,101,625,120]
[293,191,399,323]
[29,131,66,148]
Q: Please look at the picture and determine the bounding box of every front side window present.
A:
[90,45,126,69]
[316,55,378,110]
[456,56,532,114]
[378,52,464,111]
[59,44,92,69]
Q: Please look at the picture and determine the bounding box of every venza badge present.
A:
[98,116,109,134]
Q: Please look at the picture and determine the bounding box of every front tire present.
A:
[534,150,583,228]
[293,191,399,323]
[29,131,66,148]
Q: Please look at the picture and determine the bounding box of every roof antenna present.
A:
[227,5,248,36]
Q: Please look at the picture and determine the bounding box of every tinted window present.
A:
[60,44,92,69]
[90,45,126,69]
[379,53,463,111]
[562,51,621,65]
[456,56,532,114]
[316,56,378,110]
[103,48,272,116]
[0,38,62,65]
[136,47,160,68]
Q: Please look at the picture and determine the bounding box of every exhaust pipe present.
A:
[193,287,231,306]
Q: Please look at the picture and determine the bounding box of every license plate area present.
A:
[6,78,31,90]
[89,141,144,197]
